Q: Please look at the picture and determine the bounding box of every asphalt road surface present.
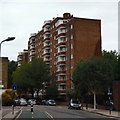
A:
[16,105,118,120]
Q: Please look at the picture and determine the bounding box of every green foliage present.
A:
[8,60,17,88]
[46,85,59,99]
[2,89,18,106]
[72,50,118,98]
[118,55,120,80]
[66,89,77,99]
[12,57,51,96]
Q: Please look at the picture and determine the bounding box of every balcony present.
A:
[43,49,50,54]
[57,76,66,81]
[30,51,36,55]
[44,57,50,61]
[43,42,50,47]
[58,47,66,53]
[43,34,50,39]
[30,44,35,49]
[57,65,66,72]
[57,57,66,62]
[44,20,51,25]
[57,28,66,35]
[58,84,66,91]
[18,57,22,61]
[44,25,50,32]
[58,37,66,44]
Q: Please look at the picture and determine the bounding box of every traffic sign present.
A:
[108,88,110,93]
[12,85,17,91]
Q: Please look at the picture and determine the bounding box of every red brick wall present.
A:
[113,81,120,110]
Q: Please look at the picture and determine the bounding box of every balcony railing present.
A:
[44,58,50,61]
[58,39,66,44]
[58,48,66,53]
[44,26,50,32]
[44,20,51,25]
[58,29,66,35]
[44,34,50,39]
[44,42,50,47]
[30,45,35,49]
[58,58,66,62]
[30,51,36,55]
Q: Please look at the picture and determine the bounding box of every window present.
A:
[71,35,73,39]
[66,47,67,51]
[66,38,68,42]
[71,54,73,59]
[71,44,73,49]
[71,24,73,29]
[71,65,73,69]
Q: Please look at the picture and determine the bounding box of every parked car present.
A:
[19,98,28,106]
[41,100,47,105]
[46,100,56,106]
[28,99,36,105]
[68,99,81,110]
[14,99,20,106]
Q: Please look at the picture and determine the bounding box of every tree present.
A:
[46,85,59,99]
[72,52,116,109]
[12,57,51,97]
[118,55,120,80]
[8,60,17,88]
[2,89,18,106]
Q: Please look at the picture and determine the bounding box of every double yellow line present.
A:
[46,111,55,120]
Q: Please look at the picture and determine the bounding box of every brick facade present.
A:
[113,81,120,110]
[0,57,8,89]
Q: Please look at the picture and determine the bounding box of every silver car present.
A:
[19,98,28,106]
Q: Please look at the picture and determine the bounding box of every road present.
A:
[15,105,118,120]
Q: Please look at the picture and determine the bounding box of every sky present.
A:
[0,0,119,61]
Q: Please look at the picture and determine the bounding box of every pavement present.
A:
[1,105,120,119]
[82,107,120,119]
[1,106,21,120]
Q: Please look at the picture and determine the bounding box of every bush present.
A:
[2,89,18,106]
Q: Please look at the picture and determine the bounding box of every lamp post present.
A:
[0,37,15,57]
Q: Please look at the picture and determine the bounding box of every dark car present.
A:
[68,99,81,110]
[46,100,56,106]
[41,100,47,105]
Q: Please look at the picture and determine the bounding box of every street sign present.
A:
[108,88,110,93]
[108,88,112,95]
[12,85,17,91]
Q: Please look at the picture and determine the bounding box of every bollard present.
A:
[12,105,14,115]
[109,107,112,115]
[86,104,88,109]
[31,104,33,112]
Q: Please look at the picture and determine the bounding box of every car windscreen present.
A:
[50,100,55,103]
[72,101,80,104]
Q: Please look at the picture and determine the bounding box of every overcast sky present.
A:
[0,0,119,61]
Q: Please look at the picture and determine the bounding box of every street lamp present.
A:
[0,37,15,57]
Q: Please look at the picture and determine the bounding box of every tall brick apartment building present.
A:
[17,13,102,96]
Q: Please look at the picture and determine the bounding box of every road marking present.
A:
[15,109,22,120]
[45,111,55,120]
